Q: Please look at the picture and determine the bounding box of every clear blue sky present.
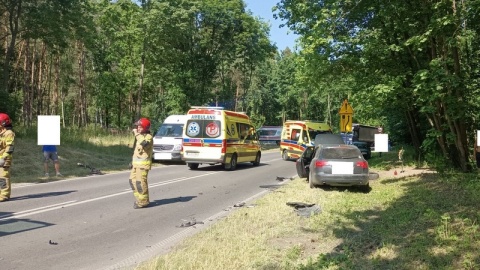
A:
[243,0,299,51]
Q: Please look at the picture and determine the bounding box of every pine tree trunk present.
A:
[2,0,22,93]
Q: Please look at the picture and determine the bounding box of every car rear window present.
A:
[321,148,361,159]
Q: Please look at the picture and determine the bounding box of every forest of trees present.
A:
[1,0,480,172]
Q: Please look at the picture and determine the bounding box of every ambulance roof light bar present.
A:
[191,106,225,110]
[285,119,324,123]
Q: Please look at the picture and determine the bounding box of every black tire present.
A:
[187,163,199,170]
[282,150,289,161]
[225,154,237,171]
[252,152,261,166]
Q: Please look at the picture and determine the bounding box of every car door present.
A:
[295,146,315,178]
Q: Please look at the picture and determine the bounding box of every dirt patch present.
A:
[268,233,343,260]
[373,165,436,180]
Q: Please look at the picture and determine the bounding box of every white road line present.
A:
[0,200,78,220]
[2,172,220,221]
[11,165,170,188]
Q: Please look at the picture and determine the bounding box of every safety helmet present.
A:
[135,118,151,130]
[0,113,11,127]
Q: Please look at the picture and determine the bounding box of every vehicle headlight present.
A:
[173,144,182,151]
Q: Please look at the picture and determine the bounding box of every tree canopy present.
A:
[1,0,480,171]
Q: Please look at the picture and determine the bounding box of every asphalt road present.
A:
[0,151,297,270]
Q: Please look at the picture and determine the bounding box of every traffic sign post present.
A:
[339,99,354,132]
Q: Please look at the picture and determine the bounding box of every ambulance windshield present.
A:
[155,124,184,137]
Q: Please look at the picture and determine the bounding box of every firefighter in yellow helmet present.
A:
[129,117,153,209]
[0,113,15,202]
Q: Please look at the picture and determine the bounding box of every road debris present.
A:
[286,202,322,217]
[276,176,293,181]
[286,202,315,209]
[77,163,102,175]
[234,202,245,207]
[176,218,204,228]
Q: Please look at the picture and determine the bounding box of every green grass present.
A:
[137,150,480,270]
[11,126,147,183]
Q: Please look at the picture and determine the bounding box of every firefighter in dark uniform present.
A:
[0,113,15,202]
[130,118,153,209]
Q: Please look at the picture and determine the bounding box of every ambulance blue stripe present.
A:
[203,139,223,143]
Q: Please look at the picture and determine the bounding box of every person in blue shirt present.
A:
[43,145,62,177]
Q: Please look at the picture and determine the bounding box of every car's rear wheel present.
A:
[309,173,315,188]
[187,163,199,170]
[282,150,289,161]
[252,152,261,166]
[225,154,237,171]
[359,183,370,192]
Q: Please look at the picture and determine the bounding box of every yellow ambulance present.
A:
[182,107,261,171]
[280,120,332,160]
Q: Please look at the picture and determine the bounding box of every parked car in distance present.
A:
[258,126,282,145]
[352,141,371,159]
[296,144,370,191]
[153,115,188,162]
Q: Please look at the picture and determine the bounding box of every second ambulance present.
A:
[280,120,332,160]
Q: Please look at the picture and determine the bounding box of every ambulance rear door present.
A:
[182,114,224,163]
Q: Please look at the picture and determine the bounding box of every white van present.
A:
[152,115,188,161]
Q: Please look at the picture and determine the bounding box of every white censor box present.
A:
[38,115,60,145]
[374,134,389,152]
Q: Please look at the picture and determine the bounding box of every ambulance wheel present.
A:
[187,163,199,170]
[252,152,261,166]
[225,154,237,171]
[282,150,290,161]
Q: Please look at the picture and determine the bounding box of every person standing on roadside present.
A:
[0,113,15,202]
[377,126,384,157]
[398,146,405,173]
[129,118,153,209]
[43,145,63,177]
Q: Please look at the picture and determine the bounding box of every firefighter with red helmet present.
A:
[129,117,153,208]
[0,113,15,202]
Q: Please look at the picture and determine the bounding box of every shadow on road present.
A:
[186,162,270,172]
[149,195,197,207]
[10,190,77,201]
